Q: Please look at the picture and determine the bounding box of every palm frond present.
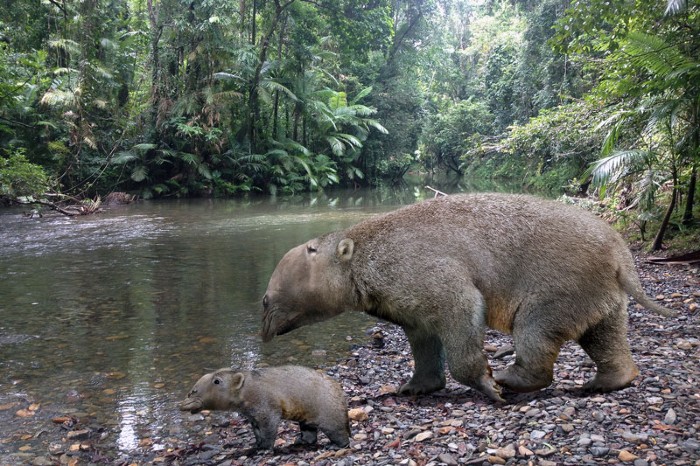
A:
[351,87,373,105]
[274,139,311,157]
[633,169,660,213]
[212,90,244,101]
[213,72,244,82]
[133,143,158,152]
[585,149,650,188]
[665,0,688,15]
[112,151,139,164]
[40,89,79,108]
[326,136,345,156]
[131,165,148,182]
[47,39,80,56]
[365,119,389,134]
[261,80,299,102]
[624,32,691,80]
[348,104,377,117]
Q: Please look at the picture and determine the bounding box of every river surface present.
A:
[2,185,513,462]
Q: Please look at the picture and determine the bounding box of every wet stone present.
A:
[590,446,610,457]
[31,457,54,466]
[622,431,648,444]
[664,407,677,425]
[560,424,575,433]
[437,453,458,465]
[681,439,700,453]
[66,429,90,441]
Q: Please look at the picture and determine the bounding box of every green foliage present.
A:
[421,99,495,175]
[0,149,50,199]
[0,0,697,247]
[559,0,700,248]
[465,101,606,192]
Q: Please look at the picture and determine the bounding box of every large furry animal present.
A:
[261,193,674,402]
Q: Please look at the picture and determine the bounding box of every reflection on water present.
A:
[0,187,444,459]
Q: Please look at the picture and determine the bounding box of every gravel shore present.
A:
[160,257,699,466]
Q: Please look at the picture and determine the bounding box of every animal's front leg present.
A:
[398,328,446,395]
[250,414,280,450]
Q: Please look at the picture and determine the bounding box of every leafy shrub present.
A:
[0,149,51,200]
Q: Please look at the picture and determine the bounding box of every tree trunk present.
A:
[272,14,287,140]
[652,186,678,251]
[147,0,163,132]
[247,0,295,154]
[682,163,696,226]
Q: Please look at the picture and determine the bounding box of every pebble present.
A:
[664,407,677,424]
[495,444,515,459]
[413,431,433,442]
[348,408,368,421]
[622,431,649,444]
[618,450,638,462]
[681,439,700,452]
[560,423,575,433]
[437,453,458,465]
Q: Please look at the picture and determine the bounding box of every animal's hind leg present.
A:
[493,299,571,392]
[577,304,639,392]
[297,422,318,445]
[493,327,561,393]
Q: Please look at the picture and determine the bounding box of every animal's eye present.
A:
[262,295,269,308]
[214,378,221,385]
[306,244,317,254]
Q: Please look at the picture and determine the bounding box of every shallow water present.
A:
[0,187,447,460]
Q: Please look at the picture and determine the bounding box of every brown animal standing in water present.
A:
[180,366,350,450]
[261,193,674,402]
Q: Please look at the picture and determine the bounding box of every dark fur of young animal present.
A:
[180,366,350,449]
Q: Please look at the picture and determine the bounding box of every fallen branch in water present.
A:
[16,195,103,217]
[425,186,448,198]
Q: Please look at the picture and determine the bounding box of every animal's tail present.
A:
[618,266,676,317]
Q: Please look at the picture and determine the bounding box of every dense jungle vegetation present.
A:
[0,0,698,249]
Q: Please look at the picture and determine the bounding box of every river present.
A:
[2,184,516,462]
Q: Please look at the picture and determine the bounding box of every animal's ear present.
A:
[337,238,354,262]
[230,372,245,391]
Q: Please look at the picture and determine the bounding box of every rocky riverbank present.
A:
[12,257,700,465]
[155,257,699,466]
